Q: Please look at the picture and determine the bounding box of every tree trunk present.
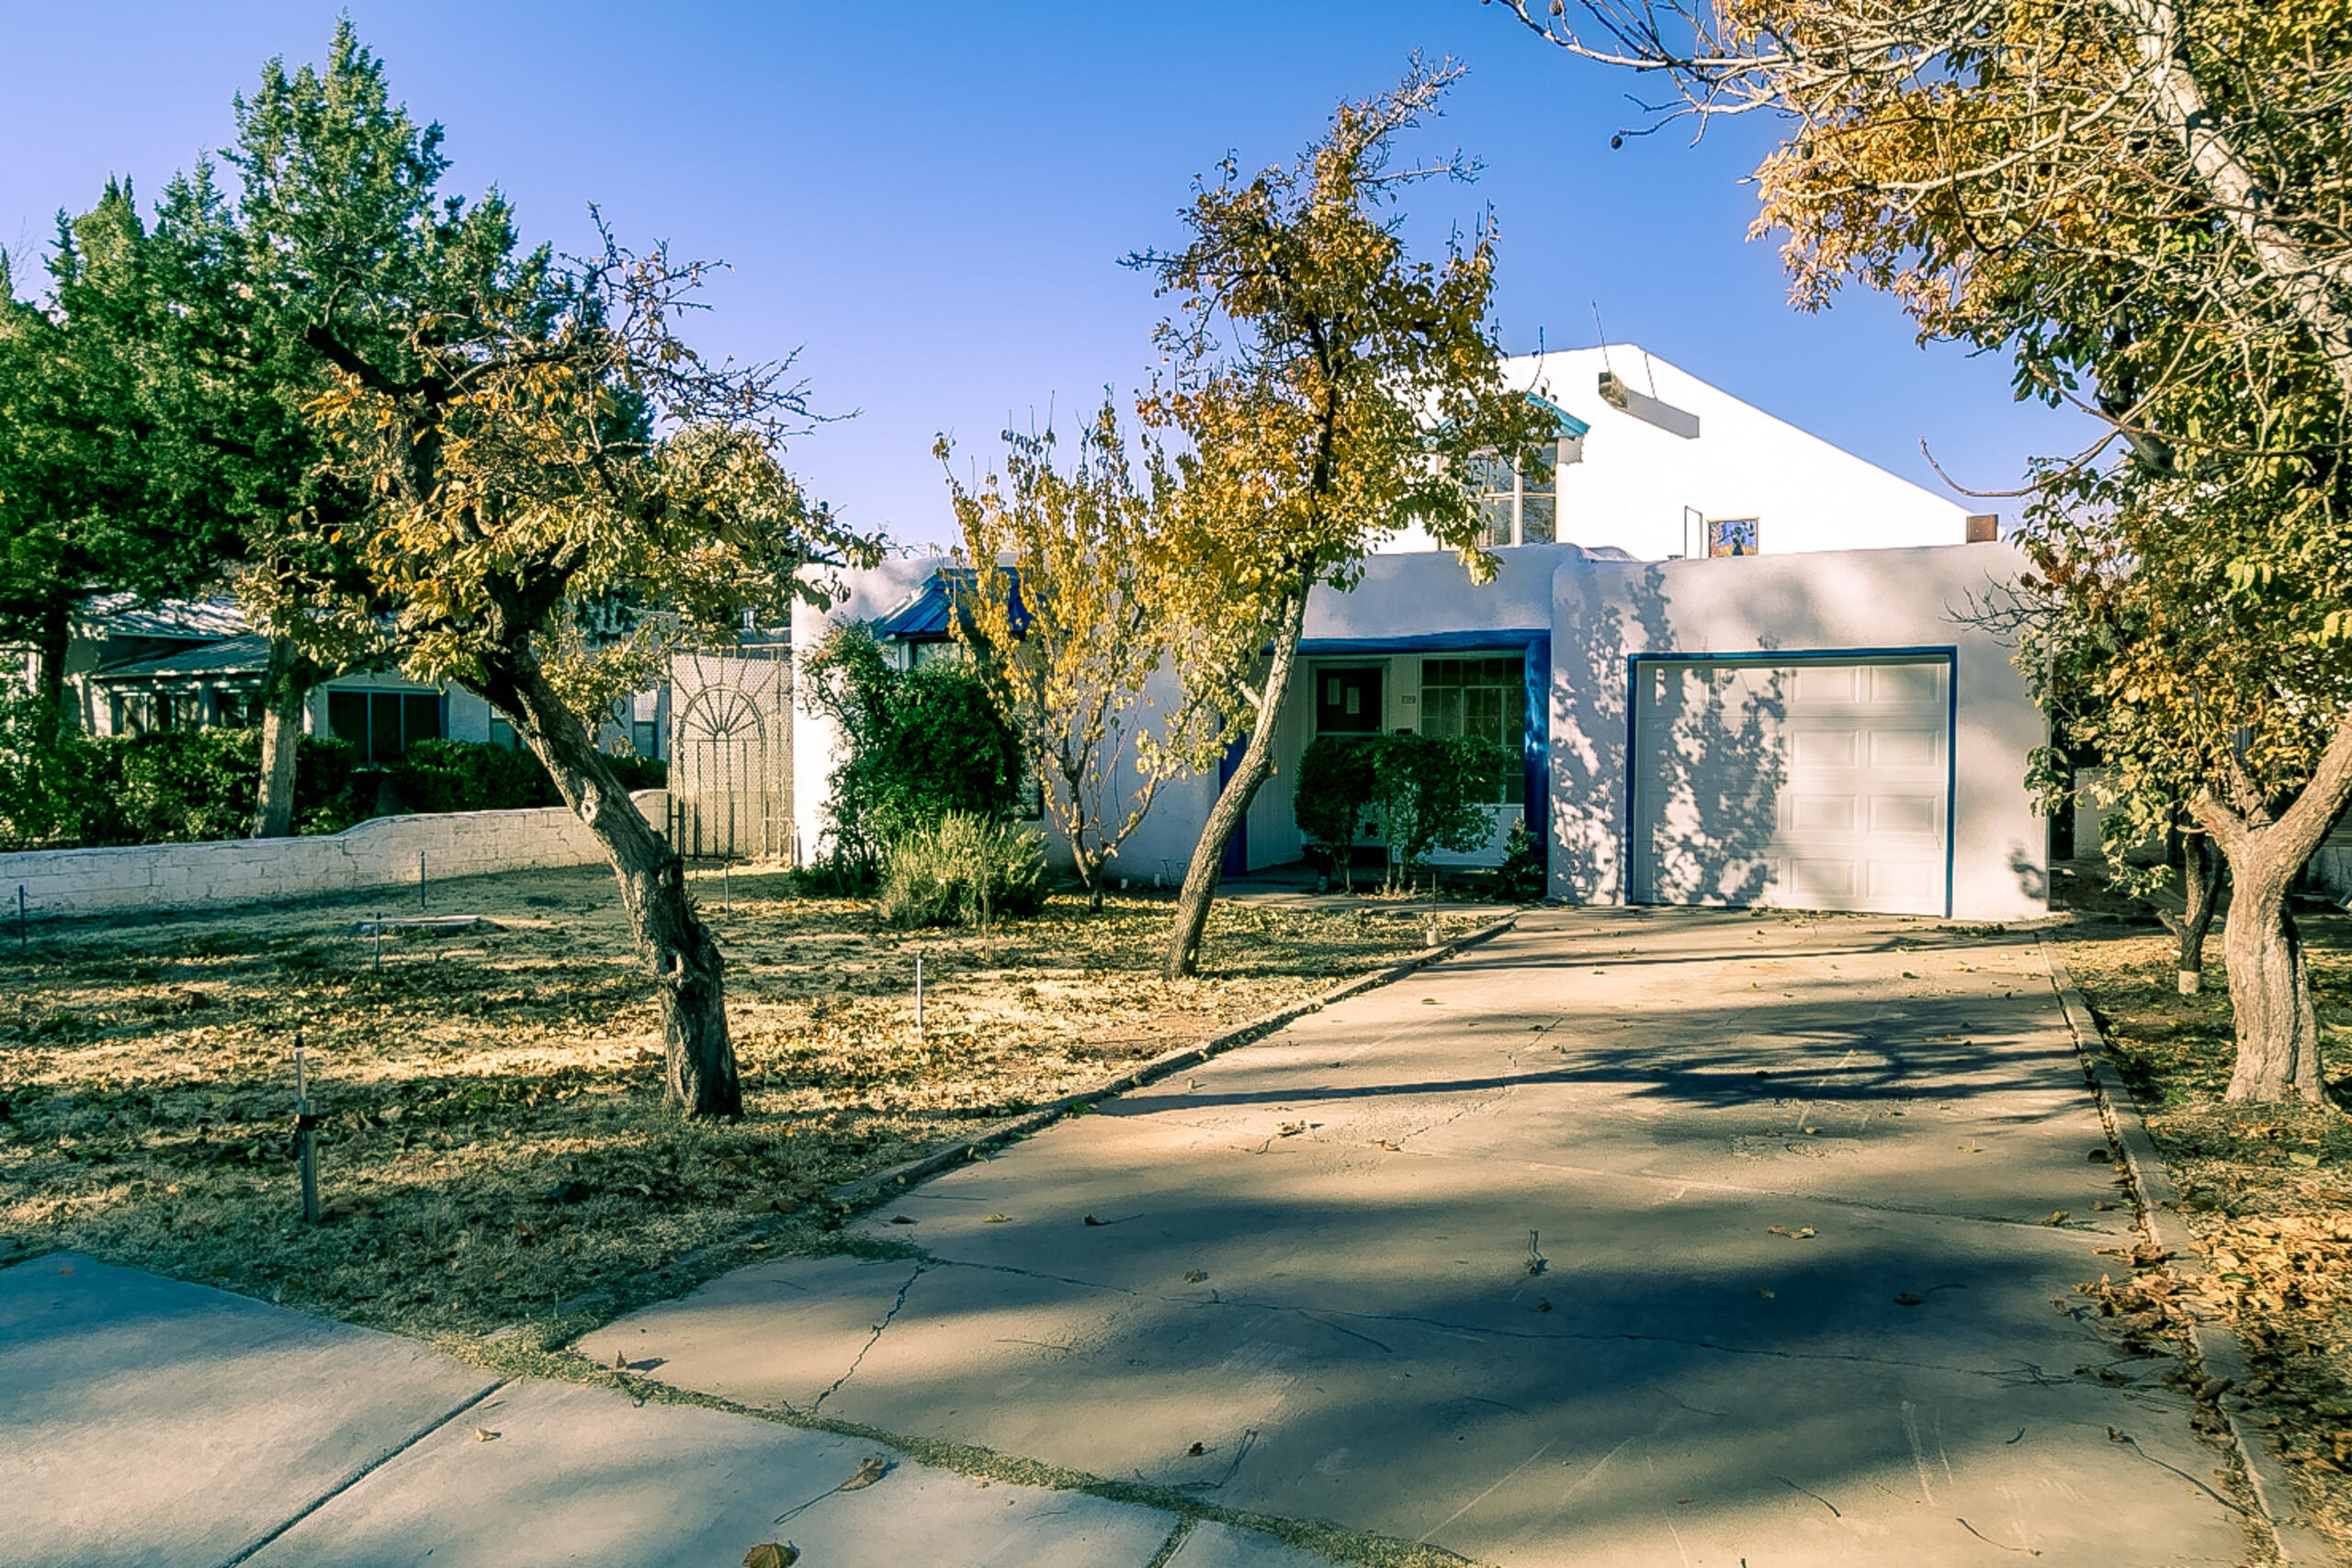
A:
[1164,592,1309,978]
[2159,830,2223,994]
[28,598,70,715]
[2197,706,2352,1105]
[488,650,741,1118]
[252,637,312,840]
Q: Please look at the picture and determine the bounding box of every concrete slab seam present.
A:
[822,913,1521,1209]
[2038,935,2325,1565]
[210,1376,514,1568]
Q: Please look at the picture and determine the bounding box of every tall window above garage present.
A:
[1471,451,1557,548]
[1419,656,1525,803]
[327,690,443,764]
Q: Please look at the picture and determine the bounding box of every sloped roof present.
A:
[77,594,249,639]
[873,569,1029,642]
[95,633,271,681]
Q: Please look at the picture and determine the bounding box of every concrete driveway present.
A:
[587,908,2252,1565]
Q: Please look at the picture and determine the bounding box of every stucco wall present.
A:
[1381,345,1973,562]
[1546,542,2047,921]
[2,791,666,922]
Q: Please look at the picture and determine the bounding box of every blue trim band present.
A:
[1523,637,1551,886]
[1297,629,1548,656]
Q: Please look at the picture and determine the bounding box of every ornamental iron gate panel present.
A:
[666,647,794,861]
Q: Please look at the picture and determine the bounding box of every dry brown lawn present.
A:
[2058,893,2352,1551]
[0,863,1479,1342]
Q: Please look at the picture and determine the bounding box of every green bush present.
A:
[876,813,1048,928]
[605,750,668,792]
[1367,733,1511,888]
[0,712,368,850]
[801,624,1024,871]
[390,739,561,813]
[1491,822,1545,903]
[1293,737,1379,889]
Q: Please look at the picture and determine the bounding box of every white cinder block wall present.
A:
[1,793,666,921]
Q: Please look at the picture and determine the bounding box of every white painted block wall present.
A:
[0,792,667,922]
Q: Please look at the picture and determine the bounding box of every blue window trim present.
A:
[1296,629,1548,657]
[1621,647,1959,919]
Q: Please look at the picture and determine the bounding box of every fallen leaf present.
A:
[1894,1292,1925,1306]
[1757,1287,1776,1299]
[613,1349,628,1371]
[1374,1139,1401,1151]
[1420,998,1439,1006]
[889,1214,916,1224]
[743,1545,799,1568]
[1766,1225,1816,1240]
[2289,1153,2321,1168]
[1276,1121,1308,1137]
[2087,1148,2111,1164]
[839,1456,888,1492]
[2045,1212,2071,1226]
[1187,1441,1205,1456]
[473,1427,500,1441]
[2090,1201,2117,1212]
[1532,1299,1553,1313]
[1184,1269,1208,1283]
[1083,1215,1102,1226]
[983,1213,1010,1224]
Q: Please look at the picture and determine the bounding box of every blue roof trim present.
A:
[873,569,1028,643]
[1526,391,1589,440]
[1298,629,1548,656]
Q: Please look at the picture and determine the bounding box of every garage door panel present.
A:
[1634,657,1950,917]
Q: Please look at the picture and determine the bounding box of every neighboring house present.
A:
[793,351,2045,922]
[59,596,670,764]
[1380,345,1992,559]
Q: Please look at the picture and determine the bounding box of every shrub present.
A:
[1293,737,1379,889]
[3,718,368,849]
[876,813,1048,928]
[605,751,669,792]
[390,739,561,813]
[0,694,102,849]
[801,624,1024,871]
[1367,733,1511,889]
[1491,822,1545,903]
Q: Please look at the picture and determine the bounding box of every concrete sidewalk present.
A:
[0,1254,1314,1568]
[584,908,2256,1566]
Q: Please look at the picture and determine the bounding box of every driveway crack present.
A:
[812,1262,929,1411]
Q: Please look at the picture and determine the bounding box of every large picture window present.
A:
[1419,655,1525,804]
[328,689,443,764]
[1471,452,1557,548]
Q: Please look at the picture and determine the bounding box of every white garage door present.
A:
[1631,657,1950,916]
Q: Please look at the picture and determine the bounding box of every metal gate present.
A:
[666,647,794,861]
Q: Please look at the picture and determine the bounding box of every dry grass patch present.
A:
[0,863,1478,1340]
[2059,904,2352,1551]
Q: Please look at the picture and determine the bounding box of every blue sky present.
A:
[2,2,2095,548]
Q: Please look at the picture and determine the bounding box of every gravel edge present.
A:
[2040,933,2331,1565]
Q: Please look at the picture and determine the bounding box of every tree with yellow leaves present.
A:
[1130,58,1554,978]
[940,397,1223,911]
[301,225,878,1117]
[1493,0,2352,1102]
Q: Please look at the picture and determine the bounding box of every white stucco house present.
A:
[792,346,2047,923]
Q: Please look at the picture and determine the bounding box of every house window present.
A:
[1708,517,1759,557]
[632,720,657,759]
[1419,655,1525,804]
[489,716,519,750]
[328,689,443,764]
[1472,451,1557,548]
[111,692,154,735]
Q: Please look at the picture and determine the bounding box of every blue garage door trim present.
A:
[1622,647,1959,919]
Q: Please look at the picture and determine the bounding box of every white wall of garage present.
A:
[1547,544,2049,922]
